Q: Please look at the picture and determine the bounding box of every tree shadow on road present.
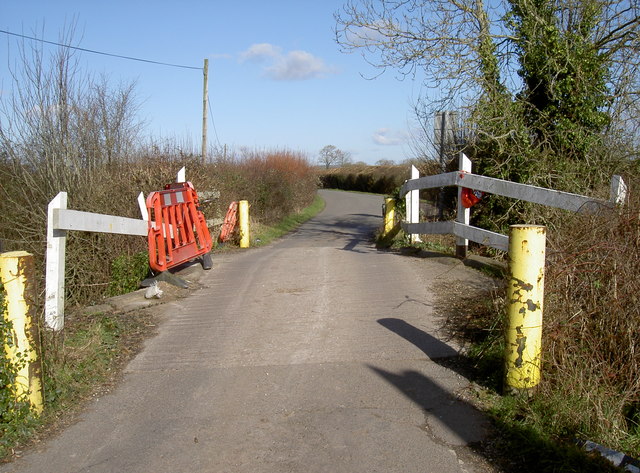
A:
[367,365,488,444]
[373,317,621,473]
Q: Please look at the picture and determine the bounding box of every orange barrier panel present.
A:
[219,201,238,243]
[146,182,212,272]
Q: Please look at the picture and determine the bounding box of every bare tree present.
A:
[335,0,508,107]
[0,23,144,265]
[318,145,351,169]
[0,23,143,189]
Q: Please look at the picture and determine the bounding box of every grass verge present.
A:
[251,194,325,247]
[376,226,456,256]
[0,309,155,462]
[434,279,625,472]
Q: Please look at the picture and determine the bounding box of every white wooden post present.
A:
[45,192,68,331]
[456,153,472,258]
[406,165,421,243]
[176,166,186,183]
[138,192,149,221]
[610,175,627,205]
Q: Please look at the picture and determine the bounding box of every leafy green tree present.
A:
[507,0,611,159]
[337,0,639,228]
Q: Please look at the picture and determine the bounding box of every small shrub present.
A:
[318,164,409,194]
[0,282,37,457]
[108,252,149,297]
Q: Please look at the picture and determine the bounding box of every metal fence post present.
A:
[504,225,546,393]
[239,200,250,248]
[0,251,44,414]
[384,198,395,237]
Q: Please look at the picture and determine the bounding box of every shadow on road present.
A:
[373,318,622,473]
[376,317,499,398]
[366,318,489,458]
[378,317,458,360]
[385,246,507,280]
[367,365,487,446]
[276,213,381,251]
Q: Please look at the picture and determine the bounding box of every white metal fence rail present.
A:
[399,154,627,256]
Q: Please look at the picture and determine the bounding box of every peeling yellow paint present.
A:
[239,200,250,248]
[384,198,395,236]
[0,251,43,414]
[505,225,546,392]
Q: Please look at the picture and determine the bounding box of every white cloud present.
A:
[239,43,336,81]
[372,128,409,146]
[239,43,282,62]
[266,50,334,80]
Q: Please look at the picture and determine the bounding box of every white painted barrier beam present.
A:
[400,170,620,214]
[53,209,147,236]
[401,220,509,252]
[46,194,149,331]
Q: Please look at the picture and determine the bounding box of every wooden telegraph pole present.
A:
[202,58,209,163]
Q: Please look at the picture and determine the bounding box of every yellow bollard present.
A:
[504,225,546,393]
[0,251,44,414]
[239,200,250,248]
[384,198,395,237]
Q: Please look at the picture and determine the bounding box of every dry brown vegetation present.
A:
[0,148,318,309]
[538,177,640,453]
[430,174,640,462]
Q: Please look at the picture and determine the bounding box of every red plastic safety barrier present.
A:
[219,201,238,243]
[146,182,212,272]
[461,187,484,208]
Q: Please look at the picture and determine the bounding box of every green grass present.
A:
[379,228,456,255]
[251,194,325,246]
[0,310,152,460]
[44,316,122,407]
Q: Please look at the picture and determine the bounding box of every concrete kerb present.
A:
[581,440,640,473]
[80,258,208,316]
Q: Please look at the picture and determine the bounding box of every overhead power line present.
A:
[0,28,201,70]
[208,95,221,148]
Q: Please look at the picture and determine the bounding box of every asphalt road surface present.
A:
[1,190,497,473]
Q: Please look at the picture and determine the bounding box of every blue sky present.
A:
[0,1,426,164]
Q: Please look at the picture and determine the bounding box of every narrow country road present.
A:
[2,190,497,473]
